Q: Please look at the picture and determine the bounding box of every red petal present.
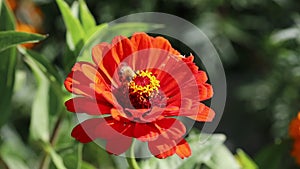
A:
[155,118,186,140]
[73,117,133,155]
[65,97,112,115]
[64,63,92,93]
[154,70,181,105]
[148,137,176,159]
[112,36,135,61]
[182,55,198,73]
[95,117,134,139]
[140,106,179,122]
[81,63,109,91]
[64,62,110,97]
[152,36,180,55]
[198,83,213,101]
[195,70,208,83]
[187,103,215,122]
[155,148,176,159]
[92,42,110,65]
[175,139,191,159]
[133,123,160,141]
[102,36,129,77]
[106,137,132,155]
[91,42,112,85]
[71,118,102,143]
[131,32,153,50]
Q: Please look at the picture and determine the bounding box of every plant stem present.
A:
[76,144,83,169]
[126,139,141,169]
[39,112,65,169]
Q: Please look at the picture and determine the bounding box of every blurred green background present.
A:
[1,0,300,168]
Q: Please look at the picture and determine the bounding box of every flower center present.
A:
[128,70,160,109]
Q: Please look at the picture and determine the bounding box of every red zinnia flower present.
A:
[65,32,215,158]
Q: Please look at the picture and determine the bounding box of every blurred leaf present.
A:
[61,144,98,169]
[85,23,108,42]
[80,162,97,169]
[270,27,300,44]
[79,0,96,31]
[0,31,46,52]
[56,0,85,55]
[0,1,16,128]
[205,145,240,169]
[1,154,30,169]
[221,19,252,45]
[0,0,2,14]
[20,48,61,83]
[24,56,50,142]
[179,134,230,169]
[19,48,65,105]
[0,126,38,169]
[83,142,115,169]
[45,144,67,169]
[254,141,289,169]
[235,149,258,169]
[113,156,128,169]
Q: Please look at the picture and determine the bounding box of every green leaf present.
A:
[0,0,15,30]
[206,145,240,169]
[254,141,289,169]
[235,149,258,169]
[270,27,300,44]
[83,142,115,169]
[20,48,62,83]
[0,154,30,169]
[0,126,38,169]
[178,134,234,169]
[0,47,16,128]
[0,1,16,128]
[44,144,67,169]
[56,0,85,55]
[24,55,50,142]
[19,48,65,123]
[79,0,96,31]
[0,0,2,14]
[0,31,46,52]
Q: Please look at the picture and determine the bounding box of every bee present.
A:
[118,62,136,83]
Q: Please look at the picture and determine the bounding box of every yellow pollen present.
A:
[128,70,160,102]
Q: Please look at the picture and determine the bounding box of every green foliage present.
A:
[0,31,46,52]
[236,149,258,169]
[45,144,68,169]
[79,0,96,31]
[0,126,38,169]
[56,0,85,55]
[24,55,50,142]
[0,2,45,129]
[0,0,299,168]
[0,0,16,128]
[255,140,291,169]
